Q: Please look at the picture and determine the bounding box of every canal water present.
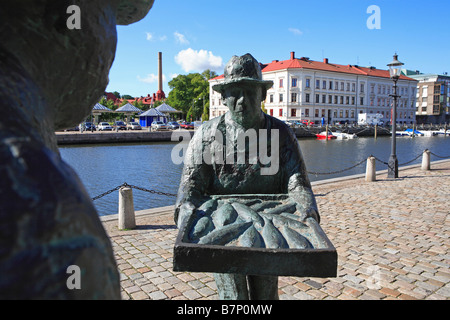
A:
[59,135,450,216]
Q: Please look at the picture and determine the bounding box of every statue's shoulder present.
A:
[264,114,296,136]
[193,115,224,137]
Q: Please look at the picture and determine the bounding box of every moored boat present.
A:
[316,131,336,140]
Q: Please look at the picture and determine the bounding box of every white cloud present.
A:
[174,31,190,45]
[175,48,223,72]
[146,32,167,41]
[170,73,179,79]
[288,28,303,36]
[137,73,166,83]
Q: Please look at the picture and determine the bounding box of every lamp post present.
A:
[387,53,404,178]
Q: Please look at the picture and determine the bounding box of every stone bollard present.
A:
[421,149,431,171]
[365,156,376,182]
[118,187,136,230]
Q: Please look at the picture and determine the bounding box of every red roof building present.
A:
[209,52,418,125]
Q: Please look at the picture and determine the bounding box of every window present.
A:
[315,94,319,103]
[269,94,274,103]
[335,81,339,90]
[291,93,297,103]
[360,97,364,105]
[321,109,325,117]
[279,78,283,88]
[292,78,297,87]
[346,83,350,91]
[316,79,320,89]
[305,93,310,103]
[315,109,319,117]
[279,94,283,102]
[340,96,344,104]
[328,95,332,104]
[269,109,273,116]
[305,109,310,117]
[341,82,344,91]
[346,96,349,105]
[323,80,327,89]
[305,79,310,88]
[329,81,333,90]
[352,97,355,105]
[279,109,283,117]
[360,83,365,93]
[352,83,356,92]
[322,95,326,103]
[334,96,338,104]
[291,108,296,117]
[339,110,343,118]
[351,110,355,118]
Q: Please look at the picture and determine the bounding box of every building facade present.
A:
[209,52,418,125]
[405,72,450,124]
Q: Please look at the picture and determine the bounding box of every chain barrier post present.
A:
[365,156,376,182]
[421,149,431,171]
[118,186,136,230]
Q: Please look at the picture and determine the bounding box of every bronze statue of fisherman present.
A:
[0,0,154,299]
[175,54,320,300]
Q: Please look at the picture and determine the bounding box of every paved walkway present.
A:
[101,160,450,300]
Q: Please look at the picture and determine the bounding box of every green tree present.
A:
[121,94,133,100]
[261,101,267,114]
[112,91,121,99]
[201,69,218,81]
[201,101,210,121]
[167,71,211,121]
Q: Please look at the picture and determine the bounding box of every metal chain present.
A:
[91,182,176,201]
[91,150,447,199]
[307,158,367,176]
[373,156,388,165]
[398,152,423,166]
[430,151,450,159]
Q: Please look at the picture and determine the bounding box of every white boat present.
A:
[333,131,357,139]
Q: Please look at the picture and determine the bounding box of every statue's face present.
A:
[222,85,263,120]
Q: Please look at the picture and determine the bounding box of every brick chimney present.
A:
[290,51,295,60]
[156,52,166,101]
[323,58,329,64]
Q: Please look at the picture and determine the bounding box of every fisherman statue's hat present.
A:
[212,54,273,94]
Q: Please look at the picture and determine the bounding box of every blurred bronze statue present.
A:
[0,0,154,299]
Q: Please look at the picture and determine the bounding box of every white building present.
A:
[209,52,418,125]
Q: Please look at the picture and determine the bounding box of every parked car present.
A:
[301,120,314,126]
[151,121,168,131]
[83,122,96,131]
[98,122,113,131]
[180,122,194,129]
[113,121,127,130]
[127,121,142,130]
[167,121,180,130]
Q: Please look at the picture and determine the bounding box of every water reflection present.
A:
[60,136,450,216]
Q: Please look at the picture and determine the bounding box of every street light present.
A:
[387,53,404,178]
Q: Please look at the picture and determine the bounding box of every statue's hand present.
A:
[175,201,196,228]
[296,205,320,223]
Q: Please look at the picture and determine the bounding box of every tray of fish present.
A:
[173,195,337,277]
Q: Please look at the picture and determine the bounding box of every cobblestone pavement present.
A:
[101,160,450,300]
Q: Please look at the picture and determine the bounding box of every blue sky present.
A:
[106,0,450,97]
